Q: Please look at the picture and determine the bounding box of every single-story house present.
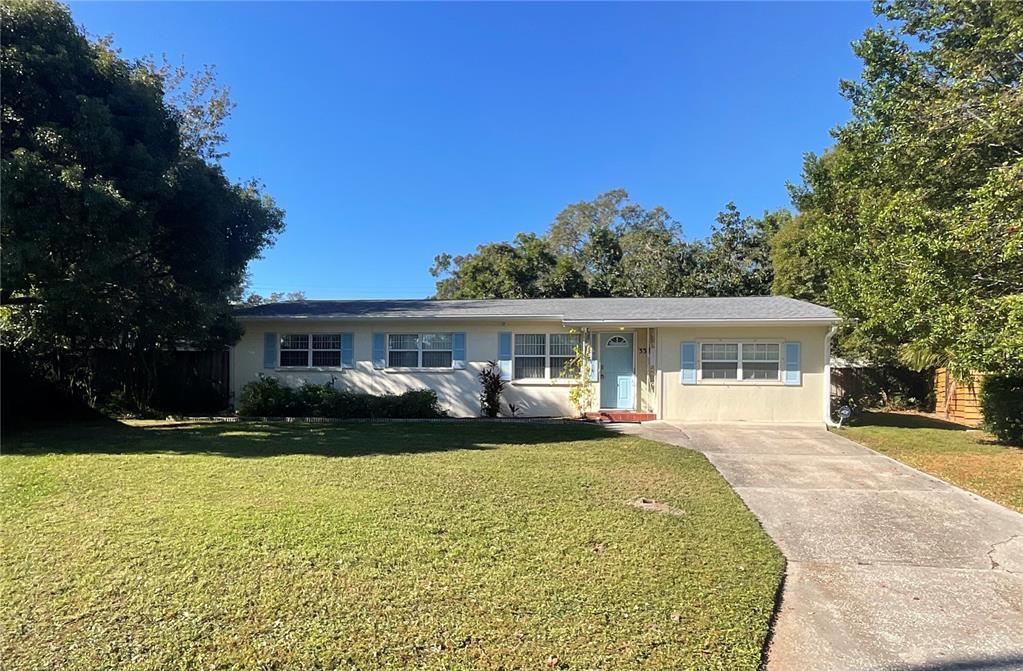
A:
[231,296,840,423]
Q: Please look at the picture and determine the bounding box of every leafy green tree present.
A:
[790,0,1023,377]
[618,223,699,297]
[0,0,285,408]
[432,190,785,300]
[431,233,586,299]
[581,224,625,297]
[432,189,709,299]
[547,189,633,256]
[769,211,827,302]
[691,204,781,297]
[243,291,307,306]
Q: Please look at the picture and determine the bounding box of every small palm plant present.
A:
[478,360,505,418]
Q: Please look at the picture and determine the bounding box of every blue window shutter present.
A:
[589,333,599,383]
[263,332,277,369]
[784,341,801,386]
[372,333,386,369]
[452,332,466,369]
[341,332,355,369]
[680,342,697,385]
[498,331,512,381]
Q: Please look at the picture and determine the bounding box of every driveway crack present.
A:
[987,534,1022,573]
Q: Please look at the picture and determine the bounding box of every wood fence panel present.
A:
[830,366,932,409]
[934,368,983,426]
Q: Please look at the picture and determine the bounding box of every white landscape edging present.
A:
[163,415,585,425]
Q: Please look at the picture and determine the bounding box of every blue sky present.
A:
[69,2,876,299]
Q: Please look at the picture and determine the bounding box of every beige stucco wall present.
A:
[230,320,594,417]
[656,325,829,423]
[231,320,828,422]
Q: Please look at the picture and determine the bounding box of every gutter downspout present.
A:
[823,324,839,427]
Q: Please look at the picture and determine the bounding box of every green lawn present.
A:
[838,412,1023,512]
[1,420,782,671]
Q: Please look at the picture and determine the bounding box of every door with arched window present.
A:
[599,333,635,409]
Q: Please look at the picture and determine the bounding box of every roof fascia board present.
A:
[562,318,840,327]
[234,314,566,321]
[236,315,839,326]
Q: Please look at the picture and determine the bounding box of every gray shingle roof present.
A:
[234,297,838,323]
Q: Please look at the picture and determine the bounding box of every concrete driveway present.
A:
[616,422,1023,671]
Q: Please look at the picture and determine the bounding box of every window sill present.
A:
[383,367,458,374]
[511,379,578,387]
[275,367,348,372]
[697,379,787,386]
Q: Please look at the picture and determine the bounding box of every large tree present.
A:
[1,0,285,407]
[769,211,828,303]
[788,0,1022,377]
[432,189,778,299]
[693,204,782,297]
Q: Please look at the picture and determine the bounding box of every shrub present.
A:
[885,392,912,411]
[382,389,445,419]
[831,393,859,416]
[317,389,373,418]
[237,377,445,420]
[294,383,337,417]
[237,375,295,416]
[979,375,1023,445]
[478,361,505,418]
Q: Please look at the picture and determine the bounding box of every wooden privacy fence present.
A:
[830,367,871,400]
[934,368,983,426]
[151,349,231,413]
[1,348,231,423]
[830,366,933,409]
[89,348,231,413]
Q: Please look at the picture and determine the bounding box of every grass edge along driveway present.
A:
[1,420,783,671]
[836,411,1023,513]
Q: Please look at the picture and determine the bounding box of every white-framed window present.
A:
[387,333,453,368]
[699,342,780,381]
[514,333,582,379]
[421,333,453,368]
[514,334,546,379]
[700,343,739,379]
[550,333,582,377]
[279,333,342,368]
[742,343,781,380]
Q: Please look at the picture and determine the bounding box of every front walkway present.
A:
[614,421,1023,671]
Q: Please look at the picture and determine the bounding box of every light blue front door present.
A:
[599,332,635,410]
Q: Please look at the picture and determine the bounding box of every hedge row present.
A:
[980,375,1023,445]
[237,376,445,419]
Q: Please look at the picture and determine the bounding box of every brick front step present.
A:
[585,411,658,423]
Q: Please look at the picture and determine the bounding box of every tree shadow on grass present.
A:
[2,419,612,459]
[851,411,971,431]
